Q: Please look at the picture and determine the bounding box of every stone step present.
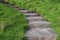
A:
[27,16,44,22]
[25,28,57,40]
[26,15,40,17]
[23,13,38,14]
[28,21,51,28]
[20,10,35,13]
[24,13,40,17]
[23,13,39,17]
[24,13,39,16]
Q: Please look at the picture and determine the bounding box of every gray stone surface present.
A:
[26,15,39,17]
[27,16,44,21]
[28,21,51,28]
[24,13,39,16]
[23,13,40,17]
[25,28,57,40]
[20,10,33,13]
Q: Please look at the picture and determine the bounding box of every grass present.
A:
[0,3,27,40]
[8,0,60,40]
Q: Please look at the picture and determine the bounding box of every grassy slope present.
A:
[0,3,27,40]
[8,0,60,40]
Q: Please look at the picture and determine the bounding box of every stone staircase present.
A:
[6,3,57,40]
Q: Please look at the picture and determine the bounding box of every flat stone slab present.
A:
[28,21,51,28]
[25,28,57,40]
[20,10,35,13]
[25,14,40,17]
[27,16,44,21]
[24,13,39,17]
[24,13,38,15]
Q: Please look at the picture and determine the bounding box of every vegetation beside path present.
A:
[8,0,60,40]
[0,3,27,40]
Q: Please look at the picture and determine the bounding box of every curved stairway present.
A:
[5,3,57,40]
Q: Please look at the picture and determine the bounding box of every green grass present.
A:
[8,0,60,40]
[0,3,27,40]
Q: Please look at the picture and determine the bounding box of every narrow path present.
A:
[6,3,57,40]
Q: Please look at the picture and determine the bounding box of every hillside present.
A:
[8,0,60,40]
